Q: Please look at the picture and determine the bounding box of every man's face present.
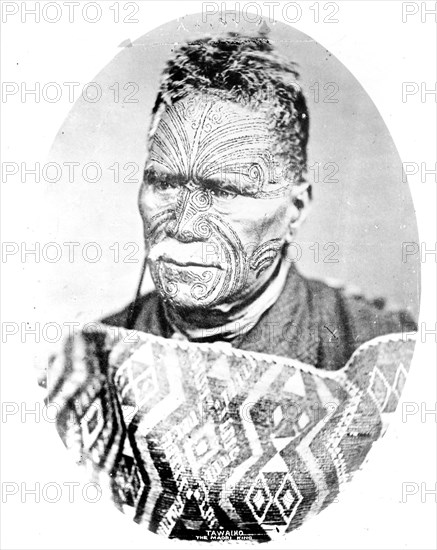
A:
[139,94,305,309]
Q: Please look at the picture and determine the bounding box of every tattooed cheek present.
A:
[239,209,281,242]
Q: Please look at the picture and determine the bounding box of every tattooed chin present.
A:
[146,240,224,305]
[149,259,227,308]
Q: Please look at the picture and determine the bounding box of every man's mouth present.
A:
[156,255,225,270]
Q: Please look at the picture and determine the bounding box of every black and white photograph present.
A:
[1,1,436,549]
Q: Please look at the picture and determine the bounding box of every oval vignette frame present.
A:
[46,10,420,544]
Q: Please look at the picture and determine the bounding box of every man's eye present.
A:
[211,188,237,200]
[154,180,175,190]
[146,176,178,192]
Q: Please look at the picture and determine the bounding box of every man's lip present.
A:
[156,256,224,270]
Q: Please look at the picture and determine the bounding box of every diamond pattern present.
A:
[275,474,303,523]
[246,475,272,522]
[368,367,391,411]
[46,325,415,543]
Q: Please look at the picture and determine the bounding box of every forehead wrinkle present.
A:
[149,96,276,183]
[196,135,273,170]
[149,139,181,175]
[198,150,273,188]
[197,129,273,164]
[195,117,272,157]
[150,123,180,169]
[188,103,273,181]
[193,119,274,182]
[167,105,191,172]
[189,100,214,179]
[150,107,193,176]
[150,126,186,175]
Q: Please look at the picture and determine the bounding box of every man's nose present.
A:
[166,184,212,242]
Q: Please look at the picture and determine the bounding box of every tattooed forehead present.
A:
[147,94,288,194]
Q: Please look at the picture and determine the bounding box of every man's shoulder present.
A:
[303,274,417,343]
[236,268,417,369]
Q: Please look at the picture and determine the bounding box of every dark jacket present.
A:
[102,266,416,371]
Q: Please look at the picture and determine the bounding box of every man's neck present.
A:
[163,252,292,342]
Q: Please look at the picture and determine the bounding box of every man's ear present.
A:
[289,182,312,233]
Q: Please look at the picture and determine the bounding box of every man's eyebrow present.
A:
[197,176,257,195]
[144,169,265,196]
[143,168,185,185]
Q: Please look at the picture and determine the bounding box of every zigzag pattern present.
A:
[45,326,415,542]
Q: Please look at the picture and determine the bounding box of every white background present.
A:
[1,1,436,549]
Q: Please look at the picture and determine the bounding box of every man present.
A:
[104,33,415,369]
[46,32,418,541]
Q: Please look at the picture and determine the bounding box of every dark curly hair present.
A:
[149,32,309,185]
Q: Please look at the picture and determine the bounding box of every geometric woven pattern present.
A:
[44,325,415,542]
